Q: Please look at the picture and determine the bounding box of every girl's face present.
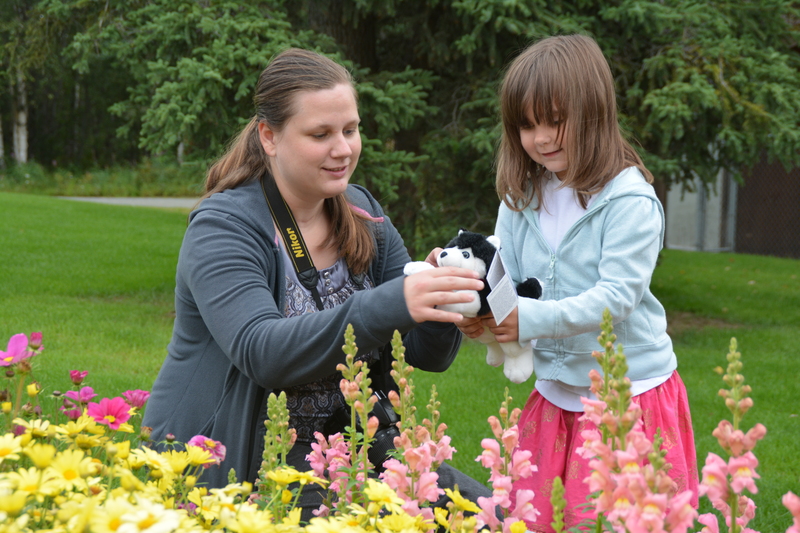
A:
[519,106,568,179]
[258,83,361,206]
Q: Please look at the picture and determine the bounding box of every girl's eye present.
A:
[344,129,357,136]
[312,133,327,139]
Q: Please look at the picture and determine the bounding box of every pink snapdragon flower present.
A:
[69,370,88,385]
[0,333,37,366]
[728,452,760,494]
[87,397,132,430]
[699,453,730,502]
[187,435,226,466]
[712,420,767,457]
[783,491,800,533]
[123,389,151,408]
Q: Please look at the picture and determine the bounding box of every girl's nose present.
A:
[535,129,552,145]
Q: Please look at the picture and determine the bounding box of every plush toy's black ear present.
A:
[517,277,542,300]
[446,230,497,265]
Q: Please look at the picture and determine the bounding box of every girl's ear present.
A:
[258,122,277,157]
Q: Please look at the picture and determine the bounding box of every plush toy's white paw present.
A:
[484,342,505,367]
[403,261,434,276]
[501,342,534,384]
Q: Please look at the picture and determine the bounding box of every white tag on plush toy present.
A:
[486,253,518,324]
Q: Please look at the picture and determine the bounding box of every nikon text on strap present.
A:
[260,175,325,311]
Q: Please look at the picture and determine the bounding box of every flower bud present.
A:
[166,433,176,443]
[140,426,153,441]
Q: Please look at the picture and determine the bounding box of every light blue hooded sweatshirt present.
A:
[495,167,677,386]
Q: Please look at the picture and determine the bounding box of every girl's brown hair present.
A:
[496,34,652,210]
[203,48,375,274]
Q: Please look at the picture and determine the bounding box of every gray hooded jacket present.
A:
[143,177,461,487]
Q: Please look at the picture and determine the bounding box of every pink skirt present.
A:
[511,371,699,532]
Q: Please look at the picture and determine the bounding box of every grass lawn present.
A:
[2,191,799,529]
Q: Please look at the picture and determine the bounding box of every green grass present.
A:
[2,192,799,529]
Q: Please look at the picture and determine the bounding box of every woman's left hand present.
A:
[483,308,520,343]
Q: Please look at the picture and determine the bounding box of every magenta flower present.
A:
[60,398,84,420]
[69,370,88,385]
[0,333,32,367]
[187,435,226,466]
[123,389,151,409]
[87,397,131,430]
[29,332,43,349]
[64,386,97,404]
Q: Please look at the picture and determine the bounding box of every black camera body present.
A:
[324,390,401,470]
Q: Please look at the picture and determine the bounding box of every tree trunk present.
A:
[0,113,5,170]
[306,0,378,70]
[12,69,28,164]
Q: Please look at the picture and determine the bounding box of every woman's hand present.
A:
[483,308,520,343]
[403,267,483,323]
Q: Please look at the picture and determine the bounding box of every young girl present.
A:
[465,34,699,530]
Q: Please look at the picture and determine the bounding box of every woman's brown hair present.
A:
[496,34,653,211]
[203,48,375,274]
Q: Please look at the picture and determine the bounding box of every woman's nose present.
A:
[331,133,353,158]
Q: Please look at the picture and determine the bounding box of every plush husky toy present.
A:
[404,230,541,383]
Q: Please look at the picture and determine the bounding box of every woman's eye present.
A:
[312,133,327,139]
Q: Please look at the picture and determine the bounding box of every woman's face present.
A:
[259,83,361,206]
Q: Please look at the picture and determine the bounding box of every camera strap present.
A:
[260,175,325,311]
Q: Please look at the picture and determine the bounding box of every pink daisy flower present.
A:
[187,435,226,466]
[87,397,132,430]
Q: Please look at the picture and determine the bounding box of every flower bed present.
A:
[1,314,799,532]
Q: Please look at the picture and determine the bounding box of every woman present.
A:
[143,48,487,509]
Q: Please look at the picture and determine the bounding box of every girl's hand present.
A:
[423,247,443,267]
[404,267,483,323]
[455,315,485,338]
[484,308,520,343]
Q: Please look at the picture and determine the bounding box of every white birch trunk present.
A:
[12,69,28,164]
[0,113,5,169]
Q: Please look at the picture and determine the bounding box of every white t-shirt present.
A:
[535,174,670,411]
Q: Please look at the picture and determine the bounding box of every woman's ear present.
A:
[257,122,277,157]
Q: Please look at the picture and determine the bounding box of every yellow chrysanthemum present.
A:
[364,479,404,511]
[24,442,56,469]
[434,507,450,528]
[118,499,182,533]
[1,401,11,414]
[444,487,481,514]
[7,466,61,497]
[0,433,24,464]
[0,490,28,516]
[185,445,215,467]
[294,470,328,487]
[89,496,135,533]
[163,450,190,475]
[48,448,93,491]
[377,511,424,533]
[75,432,109,450]
[266,467,301,487]
[13,418,55,439]
[225,505,276,533]
[508,519,528,533]
[306,514,366,533]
